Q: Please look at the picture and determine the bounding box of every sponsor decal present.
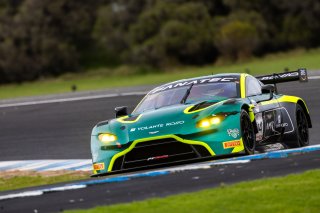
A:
[149,131,159,135]
[277,114,281,124]
[223,140,241,149]
[150,77,238,94]
[147,155,169,161]
[264,111,275,137]
[116,142,122,148]
[166,121,185,126]
[133,120,185,132]
[266,121,275,131]
[266,113,273,119]
[93,163,105,171]
[259,72,299,81]
[255,113,263,141]
[276,123,288,128]
[138,123,164,131]
[257,107,294,140]
[299,69,307,81]
[227,129,240,138]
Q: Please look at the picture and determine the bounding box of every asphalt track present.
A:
[0,150,319,212]
[0,76,319,212]
[0,79,319,161]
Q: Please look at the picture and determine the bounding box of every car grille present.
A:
[112,138,211,171]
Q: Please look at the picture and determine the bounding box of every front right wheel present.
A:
[240,109,256,154]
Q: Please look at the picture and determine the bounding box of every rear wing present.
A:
[256,68,308,84]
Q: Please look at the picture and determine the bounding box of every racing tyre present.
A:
[295,105,309,147]
[240,110,255,154]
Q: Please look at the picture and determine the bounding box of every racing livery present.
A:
[91,69,311,176]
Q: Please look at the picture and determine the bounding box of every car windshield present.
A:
[133,82,239,114]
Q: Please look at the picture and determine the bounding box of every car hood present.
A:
[93,99,241,143]
[123,105,196,139]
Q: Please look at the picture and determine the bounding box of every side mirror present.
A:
[115,106,128,118]
[262,84,275,93]
[261,84,275,100]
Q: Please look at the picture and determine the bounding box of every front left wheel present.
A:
[240,109,256,154]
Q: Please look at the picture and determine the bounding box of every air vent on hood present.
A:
[187,102,216,113]
[118,114,142,123]
[222,99,238,105]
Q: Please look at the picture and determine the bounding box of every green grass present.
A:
[67,169,320,213]
[0,172,89,191]
[1,48,320,100]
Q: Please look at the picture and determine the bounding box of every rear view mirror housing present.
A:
[261,84,275,101]
[115,106,128,118]
[262,84,275,94]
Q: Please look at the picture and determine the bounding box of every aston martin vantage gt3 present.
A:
[91,69,311,175]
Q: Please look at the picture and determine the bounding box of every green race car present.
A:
[91,69,311,176]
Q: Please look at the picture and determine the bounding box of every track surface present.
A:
[0,80,319,160]
[0,150,319,213]
[0,78,319,212]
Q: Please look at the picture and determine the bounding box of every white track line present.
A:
[309,76,320,80]
[0,75,319,108]
[0,91,147,108]
[0,185,87,201]
[18,160,60,171]
[41,160,91,171]
[1,144,320,172]
[0,160,92,172]
[0,161,20,167]
[2,144,319,201]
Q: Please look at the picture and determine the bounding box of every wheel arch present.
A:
[241,103,258,133]
[297,100,312,128]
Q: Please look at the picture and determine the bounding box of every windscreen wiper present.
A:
[180,83,194,104]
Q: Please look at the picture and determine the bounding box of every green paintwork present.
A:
[90,72,310,175]
[91,97,249,174]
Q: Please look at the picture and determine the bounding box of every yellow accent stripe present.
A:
[108,135,216,172]
[299,98,309,113]
[240,74,248,98]
[117,114,143,123]
[260,95,309,114]
[248,105,255,122]
[231,138,244,153]
[260,95,300,106]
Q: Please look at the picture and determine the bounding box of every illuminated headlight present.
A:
[197,116,223,128]
[199,119,211,128]
[210,117,221,125]
[98,133,117,143]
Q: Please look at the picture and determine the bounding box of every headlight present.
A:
[210,117,221,125]
[98,133,117,143]
[198,119,211,128]
[197,115,223,128]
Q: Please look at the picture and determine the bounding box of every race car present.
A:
[91,68,311,176]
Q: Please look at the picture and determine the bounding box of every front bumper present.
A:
[91,134,244,175]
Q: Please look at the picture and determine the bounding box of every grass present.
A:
[0,48,320,100]
[67,169,320,213]
[0,172,89,191]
